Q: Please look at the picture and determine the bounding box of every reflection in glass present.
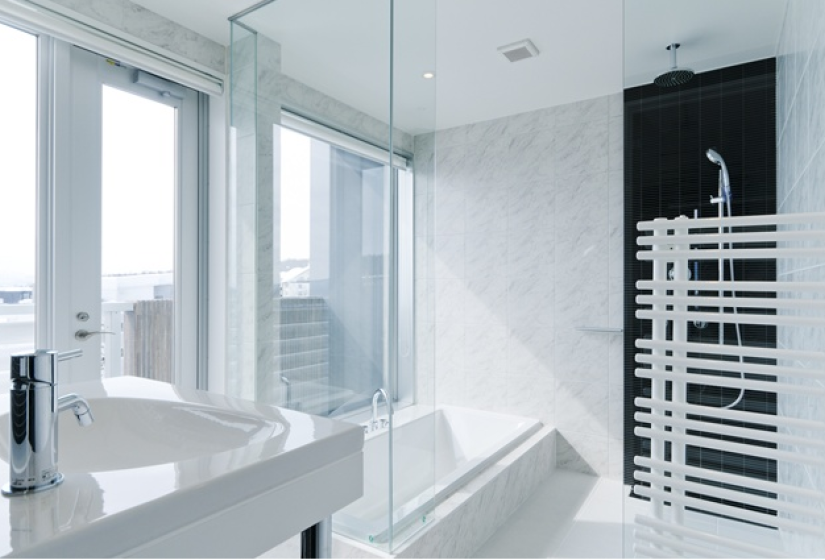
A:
[229,0,435,551]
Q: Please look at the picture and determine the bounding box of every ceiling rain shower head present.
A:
[654,43,694,87]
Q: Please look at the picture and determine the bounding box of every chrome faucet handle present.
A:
[9,349,82,384]
[10,349,83,386]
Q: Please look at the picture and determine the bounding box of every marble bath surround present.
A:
[262,425,555,559]
[334,406,541,545]
[336,427,556,558]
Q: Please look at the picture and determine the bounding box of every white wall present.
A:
[776,1,825,556]
[415,93,624,478]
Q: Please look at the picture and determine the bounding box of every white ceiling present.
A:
[624,0,787,88]
[131,0,787,133]
[428,0,624,130]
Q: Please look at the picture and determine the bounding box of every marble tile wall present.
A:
[414,94,624,478]
[46,0,225,73]
[226,26,257,401]
[253,35,282,405]
[776,1,825,556]
[279,74,414,155]
[226,28,282,402]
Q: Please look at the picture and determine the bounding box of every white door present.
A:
[0,26,201,387]
[52,43,200,386]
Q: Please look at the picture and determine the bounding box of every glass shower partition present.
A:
[228,0,437,553]
[623,2,825,558]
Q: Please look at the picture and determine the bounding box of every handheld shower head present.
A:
[706,148,731,200]
[705,148,724,166]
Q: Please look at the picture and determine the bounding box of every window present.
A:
[271,116,414,416]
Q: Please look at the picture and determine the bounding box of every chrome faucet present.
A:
[3,349,94,496]
[369,388,391,432]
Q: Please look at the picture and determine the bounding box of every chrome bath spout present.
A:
[370,388,391,431]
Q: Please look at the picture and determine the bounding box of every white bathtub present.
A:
[332,405,541,544]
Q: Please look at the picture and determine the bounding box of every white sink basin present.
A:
[0,397,285,473]
[0,377,364,558]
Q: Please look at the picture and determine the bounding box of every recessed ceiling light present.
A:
[422,72,435,79]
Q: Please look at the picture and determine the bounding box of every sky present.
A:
[279,126,311,261]
[0,24,36,286]
[0,22,178,284]
[101,85,175,275]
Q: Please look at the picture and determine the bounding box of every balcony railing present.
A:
[0,300,172,381]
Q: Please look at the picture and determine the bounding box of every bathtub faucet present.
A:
[370,388,392,432]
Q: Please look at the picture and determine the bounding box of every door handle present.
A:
[74,330,115,341]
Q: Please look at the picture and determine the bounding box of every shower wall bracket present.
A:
[631,211,825,557]
[574,326,623,333]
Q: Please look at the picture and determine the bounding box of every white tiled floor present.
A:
[473,469,790,559]
[473,470,625,558]
[262,468,791,558]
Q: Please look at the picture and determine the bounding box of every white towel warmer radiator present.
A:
[633,211,825,557]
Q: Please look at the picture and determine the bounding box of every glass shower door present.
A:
[228,0,437,553]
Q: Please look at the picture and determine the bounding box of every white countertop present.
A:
[0,377,364,558]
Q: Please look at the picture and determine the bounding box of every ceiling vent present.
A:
[497,39,539,62]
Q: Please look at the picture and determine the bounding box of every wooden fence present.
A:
[123,299,173,382]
